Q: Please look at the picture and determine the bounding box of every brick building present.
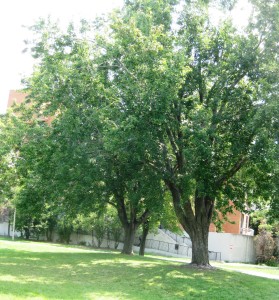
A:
[7,90,28,108]
[7,90,52,124]
[209,201,253,235]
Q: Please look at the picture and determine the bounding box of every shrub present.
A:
[93,216,108,248]
[265,256,278,267]
[254,228,275,264]
[57,217,73,244]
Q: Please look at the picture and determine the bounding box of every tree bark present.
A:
[139,221,149,256]
[114,192,149,255]
[189,226,210,266]
[167,180,213,266]
[122,224,137,255]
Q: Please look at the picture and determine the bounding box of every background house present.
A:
[7,90,28,108]
[7,90,52,124]
[209,202,254,236]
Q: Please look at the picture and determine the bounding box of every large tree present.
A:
[20,14,167,253]
[21,0,278,264]
[97,0,278,265]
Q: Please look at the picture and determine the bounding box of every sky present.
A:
[0,0,251,114]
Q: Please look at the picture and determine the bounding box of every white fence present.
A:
[0,222,9,236]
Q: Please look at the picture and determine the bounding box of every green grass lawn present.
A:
[0,239,278,300]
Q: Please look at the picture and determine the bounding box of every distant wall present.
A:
[208,232,256,263]
[0,222,9,236]
[0,222,20,237]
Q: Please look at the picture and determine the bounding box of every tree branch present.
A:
[216,156,248,188]
[114,193,129,228]
[136,209,150,226]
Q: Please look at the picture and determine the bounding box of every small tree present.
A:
[92,215,108,248]
[106,209,123,249]
[57,216,73,244]
[255,224,275,264]
[73,212,108,248]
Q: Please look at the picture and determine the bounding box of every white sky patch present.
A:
[209,0,252,28]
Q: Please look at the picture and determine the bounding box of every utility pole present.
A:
[12,207,16,241]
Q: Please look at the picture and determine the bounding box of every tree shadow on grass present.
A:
[0,248,278,300]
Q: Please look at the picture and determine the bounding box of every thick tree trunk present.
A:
[189,227,210,266]
[122,224,137,255]
[167,181,213,267]
[139,221,149,256]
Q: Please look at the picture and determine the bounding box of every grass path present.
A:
[0,239,278,300]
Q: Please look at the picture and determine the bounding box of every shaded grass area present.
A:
[0,239,278,300]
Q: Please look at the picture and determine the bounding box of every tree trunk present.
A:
[46,228,53,242]
[189,226,210,266]
[139,221,149,256]
[24,227,30,240]
[122,224,137,255]
[167,181,213,267]
[92,230,95,247]
[8,219,11,237]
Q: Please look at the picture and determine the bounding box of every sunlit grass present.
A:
[0,238,278,299]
